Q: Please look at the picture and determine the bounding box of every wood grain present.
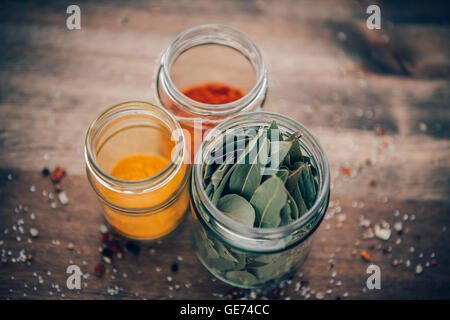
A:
[0,169,449,300]
[0,0,449,299]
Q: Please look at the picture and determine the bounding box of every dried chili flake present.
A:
[361,250,371,262]
[50,167,65,183]
[94,263,105,277]
[431,259,438,266]
[100,233,111,243]
[107,242,121,253]
[374,127,386,136]
[369,179,376,187]
[341,166,352,176]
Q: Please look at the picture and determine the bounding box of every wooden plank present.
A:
[0,169,449,299]
[0,22,448,202]
[0,0,449,300]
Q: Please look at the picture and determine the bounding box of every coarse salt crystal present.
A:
[394,221,403,232]
[99,224,108,234]
[58,192,69,205]
[415,264,423,275]
[30,228,39,238]
[315,292,325,300]
[374,224,391,240]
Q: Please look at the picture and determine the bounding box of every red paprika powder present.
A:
[167,82,245,159]
[183,82,244,105]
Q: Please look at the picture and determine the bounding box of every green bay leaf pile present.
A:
[197,121,319,287]
[204,120,318,228]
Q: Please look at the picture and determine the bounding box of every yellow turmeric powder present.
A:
[111,154,169,181]
[85,101,190,241]
[97,153,189,240]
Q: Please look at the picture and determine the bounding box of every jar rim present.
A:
[84,101,186,193]
[158,24,267,117]
[192,111,330,242]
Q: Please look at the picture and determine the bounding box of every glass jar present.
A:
[190,112,330,288]
[84,101,190,241]
[155,24,268,158]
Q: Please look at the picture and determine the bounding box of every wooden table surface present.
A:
[0,0,449,300]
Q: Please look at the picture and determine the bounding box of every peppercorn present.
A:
[125,241,140,256]
[42,167,50,176]
[101,248,113,258]
[171,262,179,273]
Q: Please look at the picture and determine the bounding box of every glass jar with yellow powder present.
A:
[84,101,190,240]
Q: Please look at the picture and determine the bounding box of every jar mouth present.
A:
[192,111,330,240]
[158,24,267,117]
[85,101,186,192]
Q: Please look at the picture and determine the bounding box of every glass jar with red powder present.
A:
[155,24,268,159]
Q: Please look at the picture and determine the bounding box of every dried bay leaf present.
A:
[203,162,216,184]
[229,136,269,199]
[285,162,308,216]
[249,253,287,280]
[228,163,262,200]
[301,164,317,208]
[211,129,265,204]
[218,134,249,153]
[210,240,246,272]
[215,240,238,264]
[205,183,214,198]
[287,191,300,220]
[217,194,255,227]
[226,270,258,286]
[198,228,219,260]
[250,176,287,228]
[280,202,292,226]
[210,158,233,191]
[292,184,308,216]
[250,261,283,281]
[268,131,300,170]
[285,162,305,192]
[267,120,283,142]
[268,141,292,170]
[289,137,304,164]
[276,168,289,183]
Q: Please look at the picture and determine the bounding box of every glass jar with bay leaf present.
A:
[190,112,330,288]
